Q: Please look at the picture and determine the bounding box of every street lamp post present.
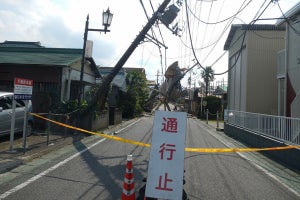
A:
[78,8,113,107]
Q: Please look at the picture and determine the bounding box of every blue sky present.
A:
[0,0,299,87]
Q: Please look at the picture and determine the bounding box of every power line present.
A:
[180,0,252,52]
[184,0,205,71]
[186,0,253,25]
[214,0,274,76]
[139,0,168,84]
[199,0,214,60]
[276,1,300,36]
[201,0,251,64]
[183,0,251,75]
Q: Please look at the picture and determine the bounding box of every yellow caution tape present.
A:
[30,113,300,153]
[184,146,300,153]
[30,113,150,148]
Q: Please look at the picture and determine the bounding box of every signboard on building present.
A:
[13,77,33,100]
[145,110,187,199]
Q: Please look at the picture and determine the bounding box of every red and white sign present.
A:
[14,77,33,100]
[145,110,187,199]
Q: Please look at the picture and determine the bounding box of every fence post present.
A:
[64,114,68,138]
[47,112,51,146]
[206,109,208,124]
[217,111,219,130]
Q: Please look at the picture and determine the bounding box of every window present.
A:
[0,95,12,110]
[15,99,25,107]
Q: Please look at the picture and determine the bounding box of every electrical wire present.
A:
[184,0,276,77]
[199,0,214,59]
[183,0,251,75]
[214,0,273,76]
[276,1,300,36]
[204,0,226,55]
[201,0,250,64]
[180,0,252,52]
[186,0,253,25]
[184,0,205,71]
[139,0,168,84]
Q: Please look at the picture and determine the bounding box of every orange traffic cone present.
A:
[122,155,135,200]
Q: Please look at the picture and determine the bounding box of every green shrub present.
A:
[198,96,221,120]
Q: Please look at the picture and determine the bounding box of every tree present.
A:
[197,95,221,120]
[118,71,148,118]
[201,66,214,96]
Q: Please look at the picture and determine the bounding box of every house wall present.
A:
[0,65,61,83]
[246,30,285,115]
[228,49,245,111]
[227,29,246,111]
[61,61,97,101]
[277,50,286,116]
[287,15,300,118]
[227,29,285,115]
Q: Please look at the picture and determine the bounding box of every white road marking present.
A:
[194,120,300,198]
[0,138,106,199]
[114,118,142,134]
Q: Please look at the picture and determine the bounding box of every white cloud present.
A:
[0,0,299,86]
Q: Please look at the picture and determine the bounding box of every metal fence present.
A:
[226,110,300,145]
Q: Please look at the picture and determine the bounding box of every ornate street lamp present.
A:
[102,8,113,32]
[78,8,113,107]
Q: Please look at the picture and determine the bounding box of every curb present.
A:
[0,158,23,174]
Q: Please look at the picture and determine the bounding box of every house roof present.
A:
[98,67,147,91]
[224,24,285,50]
[0,41,44,48]
[276,2,300,26]
[124,67,145,74]
[213,85,227,95]
[0,41,83,66]
[99,67,127,91]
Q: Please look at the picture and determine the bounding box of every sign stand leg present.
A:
[22,100,29,154]
[9,100,17,153]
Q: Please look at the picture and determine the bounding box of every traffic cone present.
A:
[122,154,135,200]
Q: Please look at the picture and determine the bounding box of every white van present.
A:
[0,92,32,136]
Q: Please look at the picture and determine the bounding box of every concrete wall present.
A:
[47,111,110,134]
[114,109,122,125]
[224,123,300,171]
[79,111,109,132]
[91,112,109,131]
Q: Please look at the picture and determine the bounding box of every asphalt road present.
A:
[0,114,299,199]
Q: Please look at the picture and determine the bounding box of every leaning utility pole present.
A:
[89,0,171,111]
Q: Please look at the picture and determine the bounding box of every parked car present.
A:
[0,92,33,136]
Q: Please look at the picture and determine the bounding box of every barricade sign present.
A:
[145,110,187,199]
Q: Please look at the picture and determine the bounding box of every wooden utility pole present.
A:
[88,0,171,111]
[156,70,160,85]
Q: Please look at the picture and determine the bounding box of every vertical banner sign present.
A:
[146,110,187,199]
